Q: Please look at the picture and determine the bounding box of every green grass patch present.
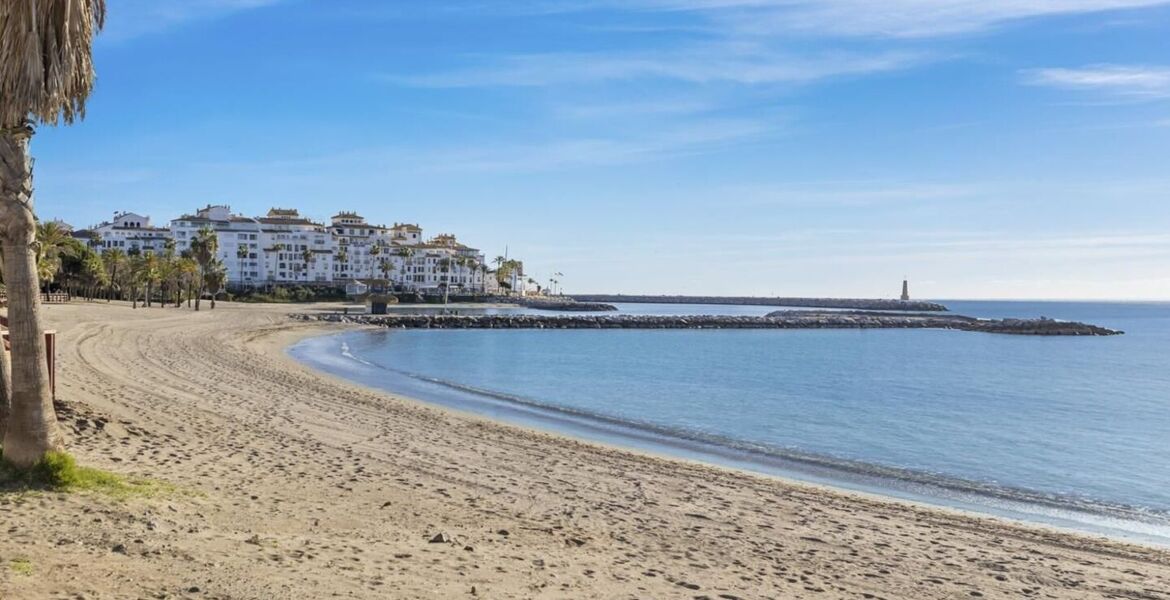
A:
[9,558,33,576]
[1,450,176,500]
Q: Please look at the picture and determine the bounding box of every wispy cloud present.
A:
[427,118,774,171]
[457,0,1170,38]
[729,181,981,207]
[103,0,283,40]
[192,117,776,175]
[1022,64,1170,99]
[382,46,930,88]
[553,98,719,119]
[706,0,1170,38]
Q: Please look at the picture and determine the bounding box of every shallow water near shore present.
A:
[289,300,1170,545]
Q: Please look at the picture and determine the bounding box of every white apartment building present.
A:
[171,206,336,286]
[171,205,265,285]
[173,206,489,291]
[74,211,172,254]
[74,205,499,292]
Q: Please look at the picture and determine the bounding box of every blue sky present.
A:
[34,0,1170,299]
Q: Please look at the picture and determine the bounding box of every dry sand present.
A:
[2,301,1169,599]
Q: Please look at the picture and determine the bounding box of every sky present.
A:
[32,0,1170,300]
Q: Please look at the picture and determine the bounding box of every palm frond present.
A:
[1,0,106,128]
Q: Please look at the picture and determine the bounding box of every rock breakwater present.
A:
[293,311,1121,335]
[571,295,948,312]
[489,297,618,311]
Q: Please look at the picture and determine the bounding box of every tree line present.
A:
[30,222,226,311]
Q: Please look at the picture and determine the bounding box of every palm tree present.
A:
[205,259,227,309]
[395,247,414,289]
[189,226,218,311]
[0,0,106,466]
[378,258,392,282]
[455,257,469,290]
[78,250,106,301]
[158,239,177,308]
[301,248,314,282]
[126,248,145,309]
[101,247,126,301]
[35,220,74,292]
[176,255,198,308]
[143,251,163,308]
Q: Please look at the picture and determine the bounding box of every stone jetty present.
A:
[488,297,618,311]
[571,295,948,312]
[292,311,1121,336]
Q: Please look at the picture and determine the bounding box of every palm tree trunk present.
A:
[0,125,63,467]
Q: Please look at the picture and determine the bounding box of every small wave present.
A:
[383,368,1170,529]
[339,341,376,367]
[292,332,1170,541]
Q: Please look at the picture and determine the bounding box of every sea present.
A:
[288,300,1170,546]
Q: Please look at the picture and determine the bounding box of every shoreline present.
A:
[289,327,1168,547]
[4,301,1167,599]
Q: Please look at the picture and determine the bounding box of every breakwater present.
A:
[293,312,1120,335]
[571,295,948,312]
[486,297,618,311]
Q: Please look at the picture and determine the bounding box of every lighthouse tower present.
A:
[900,279,910,301]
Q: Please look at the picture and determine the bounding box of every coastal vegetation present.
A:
[8,226,219,308]
[0,449,171,500]
[0,0,106,469]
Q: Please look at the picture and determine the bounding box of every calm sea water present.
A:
[290,301,1170,544]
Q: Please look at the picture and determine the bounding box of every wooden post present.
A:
[0,317,54,399]
[45,330,56,399]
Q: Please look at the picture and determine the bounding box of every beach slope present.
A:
[2,302,1167,599]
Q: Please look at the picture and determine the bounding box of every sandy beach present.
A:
[2,301,1169,599]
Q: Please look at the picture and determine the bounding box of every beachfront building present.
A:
[330,211,393,283]
[171,205,265,286]
[70,204,505,292]
[418,234,488,293]
[258,209,334,285]
[74,211,172,254]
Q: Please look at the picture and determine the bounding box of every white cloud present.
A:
[191,117,776,175]
[730,182,981,207]
[382,47,929,88]
[553,98,719,119]
[416,118,775,171]
[708,0,1170,38]
[102,0,282,39]
[1022,64,1170,98]
[462,0,1170,38]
